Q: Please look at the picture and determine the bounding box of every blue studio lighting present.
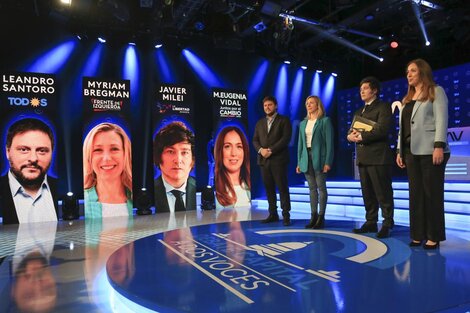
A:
[82,44,104,77]
[155,43,163,49]
[155,48,174,83]
[122,45,140,108]
[274,64,288,114]
[310,71,321,96]
[290,68,304,118]
[322,75,336,110]
[182,49,224,88]
[247,59,269,98]
[25,40,76,73]
[98,37,106,43]
[62,43,104,192]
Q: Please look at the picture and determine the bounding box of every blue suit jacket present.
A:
[297,116,334,172]
[398,86,450,156]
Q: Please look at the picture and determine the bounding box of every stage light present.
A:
[194,21,205,31]
[201,186,215,210]
[155,43,163,48]
[332,72,338,77]
[283,17,294,30]
[412,0,442,10]
[316,69,322,73]
[301,65,307,70]
[310,71,321,95]
[98,37,106,43]
[76,35,82,40]
[62,192,80,221]
[26,40,76,73]
[248,59,269,98]
[365,13,374,21]
[274,64,288,114]
[135,188,152,215]
[129,42,136,46]
[60,0,72,5]
[253,21,267,33]
[290,69,304,118]
[123,44,141,109]
[182,49,224,87]
[390,40,399,48]
[284,60,291,64]
[379,57,384,62]
[411,1,431,49]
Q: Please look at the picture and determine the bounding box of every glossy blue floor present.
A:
[1,206,470,313]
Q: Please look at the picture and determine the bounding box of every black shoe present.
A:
[423,241,440,250]
[409,240,422,247]
[261,214,279,223]
[283,217,291,226]
[305,213,318,228]
[353,223,378,234]
[313,215,325,229]
[376,226,390,238]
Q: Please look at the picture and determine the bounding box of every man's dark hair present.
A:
[6,118,54,150]
[262,95,278,106]
[153,121,195,167]
[359,76,381,93]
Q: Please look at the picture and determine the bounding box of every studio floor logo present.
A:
[158,227,392,304]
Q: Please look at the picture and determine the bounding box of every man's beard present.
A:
[10,162,48,188]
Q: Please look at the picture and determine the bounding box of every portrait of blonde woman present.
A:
[83,122,133,218]
[214,126,251,209]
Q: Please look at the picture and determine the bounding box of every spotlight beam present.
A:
[294,20,383,62]
[410,0,431,46]
[279,13,383,40]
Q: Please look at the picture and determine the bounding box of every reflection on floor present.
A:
[1,208,470,313]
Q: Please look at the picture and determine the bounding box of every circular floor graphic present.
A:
[106,220,470,313]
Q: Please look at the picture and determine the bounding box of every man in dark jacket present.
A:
[253,96,292,226]
[347,77,395,238]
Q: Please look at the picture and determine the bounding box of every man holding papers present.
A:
[347,76,395,238]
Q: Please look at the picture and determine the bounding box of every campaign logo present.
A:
[91,98,123,112]
[155,102,172,114]
[7,97,48,107]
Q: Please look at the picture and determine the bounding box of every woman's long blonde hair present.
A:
[83,122,132,192]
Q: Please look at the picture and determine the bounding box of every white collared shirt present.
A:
[305,119,317,148]
[9,171,57,223]
[162,176,187,213]
[266,112,278,133]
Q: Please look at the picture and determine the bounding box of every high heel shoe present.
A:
[313,215,325,229]
[305,213,318,229]
[423,241,440,250]
[409,240,421,247]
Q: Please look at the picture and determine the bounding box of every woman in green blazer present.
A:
[296,96,334,228]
